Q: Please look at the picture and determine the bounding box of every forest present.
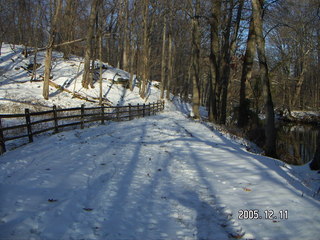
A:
[1,2,320,238]
[0,0,320,157]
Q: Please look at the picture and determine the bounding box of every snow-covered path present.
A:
[0,109,319,240]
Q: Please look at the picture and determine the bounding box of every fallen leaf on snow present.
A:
[83,208,93,212]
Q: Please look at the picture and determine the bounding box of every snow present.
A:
[0,44,160,114]
[1,44,320,240]
[291,111,320,119]
[1,108,319,240]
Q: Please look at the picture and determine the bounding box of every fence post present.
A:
[101,104,105,124]
[162,100,165,110]
[0,118,6,154]
[53,105,59,133]
[81,104,85,129]
[143,104,146,117]
[129,104,132,120]
[152,102,155,115]
[25,109,33,143]
[116,106,120,121]
[137,103,140,118]
[148,103,151,116]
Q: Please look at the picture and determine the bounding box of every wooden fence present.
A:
[0,100,165,154]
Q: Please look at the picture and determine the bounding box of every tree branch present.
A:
[29,32,115,54]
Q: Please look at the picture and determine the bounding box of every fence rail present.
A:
[0,100,165,154]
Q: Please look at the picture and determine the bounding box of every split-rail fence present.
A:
[0,100,165,154]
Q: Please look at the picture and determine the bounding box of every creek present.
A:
[276,122,319,165]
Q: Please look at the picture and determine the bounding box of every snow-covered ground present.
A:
[0,44,160,114]
[291,111,320,119]
[1,105,320,240]
[1,44,320,239]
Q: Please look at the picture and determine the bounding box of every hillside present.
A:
[0,44,160,114]
[0,44,320,240]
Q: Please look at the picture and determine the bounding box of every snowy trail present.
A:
[0,109,320,240]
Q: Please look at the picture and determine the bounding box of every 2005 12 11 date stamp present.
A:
[238,209,288,220]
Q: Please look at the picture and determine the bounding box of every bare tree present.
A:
[191,0,201,119]
[160,14,167,99]
[61,0,76,59]
[252,0,277,157]
[219,0,244,124]
[208,0,243,124]
[166,4,174,100]
[238,17,255,128]
[122,0,129,71]
[82,0,100,89]
[43,0,62,100]
[140,0,150,99]
[266,0,320,110]
[128,2,137,92]
[208,0,221,122]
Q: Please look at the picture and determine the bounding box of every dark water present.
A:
[276,123,319,165]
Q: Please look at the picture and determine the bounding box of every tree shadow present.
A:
[103,72,119,100]
[174,190,240,240]
[61,69,83,89]
[1,112,319,239]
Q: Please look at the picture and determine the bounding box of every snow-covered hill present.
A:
[0,43,160,114]
[0,44,320,240]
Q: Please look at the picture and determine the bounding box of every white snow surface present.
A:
[291,111,320,118]
[1,44,320,240]
[0,105,320,240]
[0,44,159,114]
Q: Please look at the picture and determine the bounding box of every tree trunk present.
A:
[252,0,277,157]
[31,4,40,82]
[238,18,255,128]
[122,0,129,71]
[31,48,38,81]
[209,0,221,122]
[165,3,174,100]
[191,0,201,119]
[82,0,99,89]
[62,0,75,59]
[129,8,136,92]
[160,15,167,99]
[99,31,103,105]
[166,31,173,100]
[185,60,193,101]
[43,0,62,100]
[291,50,309,108]
[219,0,243,124]
[140,0,149,99]
[17,0,26,45]
[43,47,53,100]
[129,43,136,91]
[218,0,233,124]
